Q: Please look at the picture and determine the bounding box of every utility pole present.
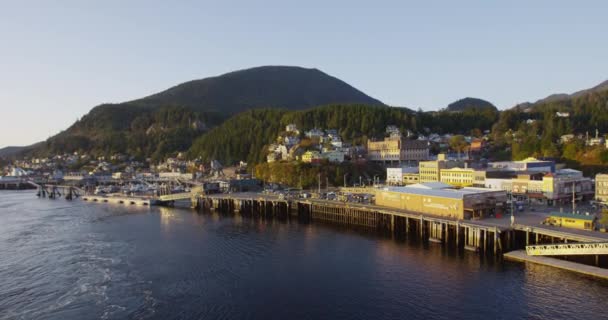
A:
[510,192,515,225]
[572,181,576,214]
[318,173,321,194]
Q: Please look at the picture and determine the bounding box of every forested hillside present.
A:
[188,104,500,164]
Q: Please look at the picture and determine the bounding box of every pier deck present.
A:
[504,250,608,280]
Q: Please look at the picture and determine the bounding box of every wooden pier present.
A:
[190,193,514,256]
[31,187,608,264]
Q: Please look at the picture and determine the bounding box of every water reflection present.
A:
[2,193,608,320]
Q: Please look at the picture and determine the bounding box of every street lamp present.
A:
[359,176,362,187]
[343,173,349,187]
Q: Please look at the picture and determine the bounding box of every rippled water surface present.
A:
[1,191,607,320]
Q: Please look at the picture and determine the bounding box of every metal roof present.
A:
[385,184,501,200]
[549,212,596,221]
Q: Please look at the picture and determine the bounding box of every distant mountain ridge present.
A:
[445,97,497,112]
[0,144,41,159]
[513,78,608,111]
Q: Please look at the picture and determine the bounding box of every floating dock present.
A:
[82,195,154,206]
[504,250,608,280]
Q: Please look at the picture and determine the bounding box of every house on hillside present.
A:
[301,150,322,164]
[285,124,299,134]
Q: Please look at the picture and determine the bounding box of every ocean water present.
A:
[1,190,607,320]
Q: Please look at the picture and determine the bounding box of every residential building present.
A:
[284,136,300,147]
[560,134,575,144]
[595,174,608,204]
[367,137,429,163]
[321,150,345,163]
[267,153,279,163]
[305,128,324,139]
[330,137,343,148]
[367,137,400,162]
[469,139,486,153]
[285,124,299,134]
[301,150,322,163]
[386,125,400,135]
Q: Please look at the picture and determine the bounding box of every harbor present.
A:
[29,180,608,277]
[2,189,606,319]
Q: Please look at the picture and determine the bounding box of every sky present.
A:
[1,0,607,148]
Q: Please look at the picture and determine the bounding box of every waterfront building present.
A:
[63,172,89,182]
[544,212,597,231]
[484,169,593,205]
[595,174,608,204]
[367,137,429,164]
[375,182,507,219]
[158,172,195,181]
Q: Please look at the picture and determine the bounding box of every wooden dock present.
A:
[504,250,608,280]
[82,195,154,206]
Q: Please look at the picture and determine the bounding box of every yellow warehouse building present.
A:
[375,182,507,220]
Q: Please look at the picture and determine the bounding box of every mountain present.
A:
[445,97,497,112]
[128,66,384,114]
[27,66,384,160]
[0,146,26,158]
[0,143,41,159]
[516,79,608,107]
[571,79,608,98]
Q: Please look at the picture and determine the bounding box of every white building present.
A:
[305,128,324,139]
[321,150,346,163]
[284,136,300,147]
[386,166,419,185]
[285,124,299,134]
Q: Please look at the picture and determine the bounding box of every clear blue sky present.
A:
[1,0,607,148]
